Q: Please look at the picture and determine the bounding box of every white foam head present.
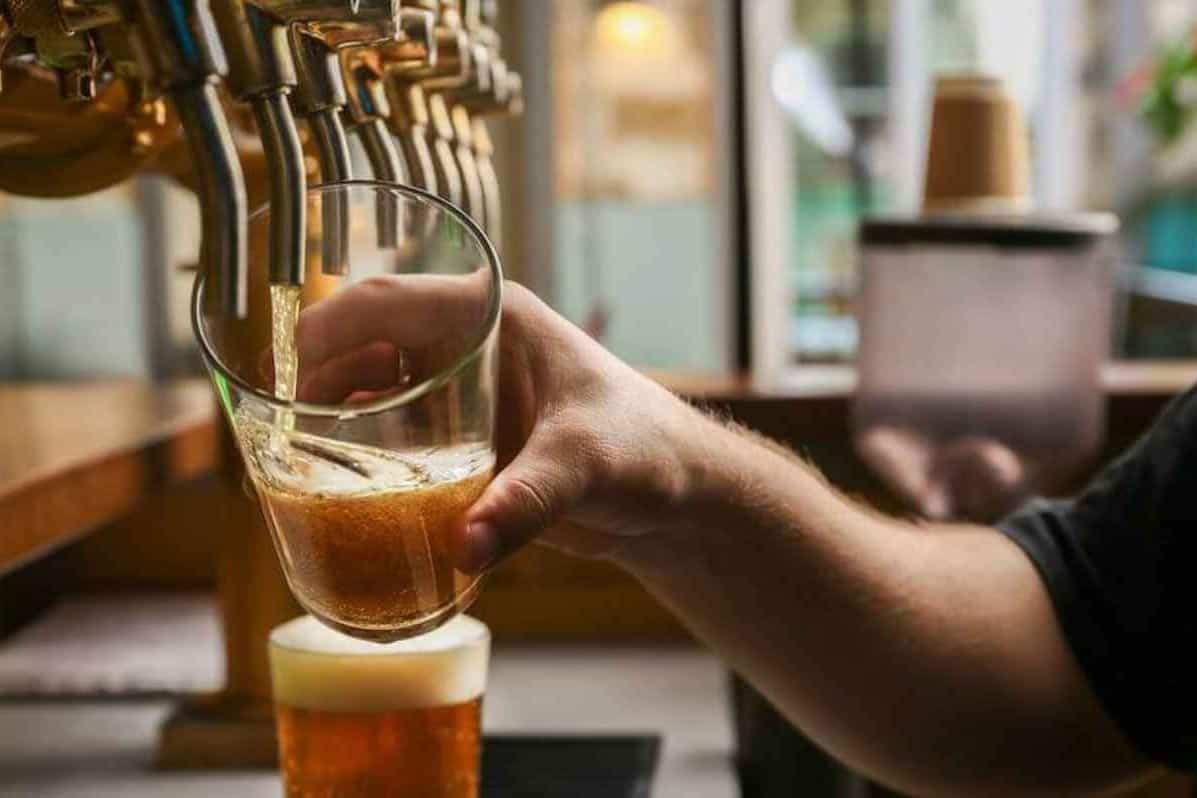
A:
[269,615,490,712]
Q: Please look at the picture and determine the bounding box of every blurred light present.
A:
[592,1,681,60]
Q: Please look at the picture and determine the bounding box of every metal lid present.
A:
[860,213,1120,249]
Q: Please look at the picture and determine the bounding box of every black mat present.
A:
[482,735,661,798]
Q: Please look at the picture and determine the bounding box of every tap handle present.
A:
[290,28,346,112]
[129,0,229,87]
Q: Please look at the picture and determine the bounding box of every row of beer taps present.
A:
[0,0,522,316]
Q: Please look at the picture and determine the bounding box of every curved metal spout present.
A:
[292,30,352,274]
[309,107,352,274]
[173,83,249,318]
[252,90,307,286]
[358,116,404,247]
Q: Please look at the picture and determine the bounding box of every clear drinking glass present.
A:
[270,614,490,797]
[194,180,502,642]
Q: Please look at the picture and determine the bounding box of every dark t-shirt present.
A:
[1000,384,1197,771]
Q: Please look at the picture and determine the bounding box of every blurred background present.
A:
[10,0,1197,380]
[5,2,1197,796]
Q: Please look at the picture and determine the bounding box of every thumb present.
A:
[455,426,593,573]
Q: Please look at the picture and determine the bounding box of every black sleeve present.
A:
[999,385,1197,772]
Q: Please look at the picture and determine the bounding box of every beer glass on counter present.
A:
[194,181,502,641]
[270,614,490,797]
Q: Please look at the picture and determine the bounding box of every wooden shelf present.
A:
[0,380,217,576]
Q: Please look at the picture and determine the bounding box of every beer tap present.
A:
[378,0,466,207]
[206,0,306,287]
[291,31,352,273]
[373,0,437,193]
[460,70,520,247]
[446,0,521,243]
[434,37,486,226]
[140,0,249,315]
[287,1,398,274]
[0,0,251,315]
[331,7,428,245]
[344,52,402,244]
[207,0,407,286]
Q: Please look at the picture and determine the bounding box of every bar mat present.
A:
[482,735,661,798]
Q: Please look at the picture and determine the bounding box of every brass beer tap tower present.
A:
[0,0,520,766]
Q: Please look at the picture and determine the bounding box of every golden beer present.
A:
[269,614,490,798]
[243,416,494,641]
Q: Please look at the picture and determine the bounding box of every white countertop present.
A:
[0,645,737,797]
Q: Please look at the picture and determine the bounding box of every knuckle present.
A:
[504,473,556,531]
[502,280,535,308]
[501,281,547,329]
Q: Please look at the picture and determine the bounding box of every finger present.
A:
[856,426,940,514]
[934,437,1027,523]
[296,340,403,404]
[453,425,595,573]
[296,272,491,377]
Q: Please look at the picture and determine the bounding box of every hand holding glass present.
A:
[194,181,502,641]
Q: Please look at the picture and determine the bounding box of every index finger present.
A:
[295,271,494,385]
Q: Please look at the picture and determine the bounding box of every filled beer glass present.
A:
[270,614,490,797]
[194,181,502,641]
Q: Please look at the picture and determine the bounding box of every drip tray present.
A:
[483,735,661,798]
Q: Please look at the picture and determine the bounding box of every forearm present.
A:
[617,416,1150,796]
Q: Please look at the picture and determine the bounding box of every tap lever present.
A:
[290,27,346,112]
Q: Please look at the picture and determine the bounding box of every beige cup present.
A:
[922,74,1030,215]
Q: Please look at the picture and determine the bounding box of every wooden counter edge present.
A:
[650,361,1197,402]
[0,380,218,576]
[4,361,1195,578]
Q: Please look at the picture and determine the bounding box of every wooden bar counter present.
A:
[6,363,1192,577]
[0,380,217,578]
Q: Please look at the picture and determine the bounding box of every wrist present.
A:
[608,406,750,574]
